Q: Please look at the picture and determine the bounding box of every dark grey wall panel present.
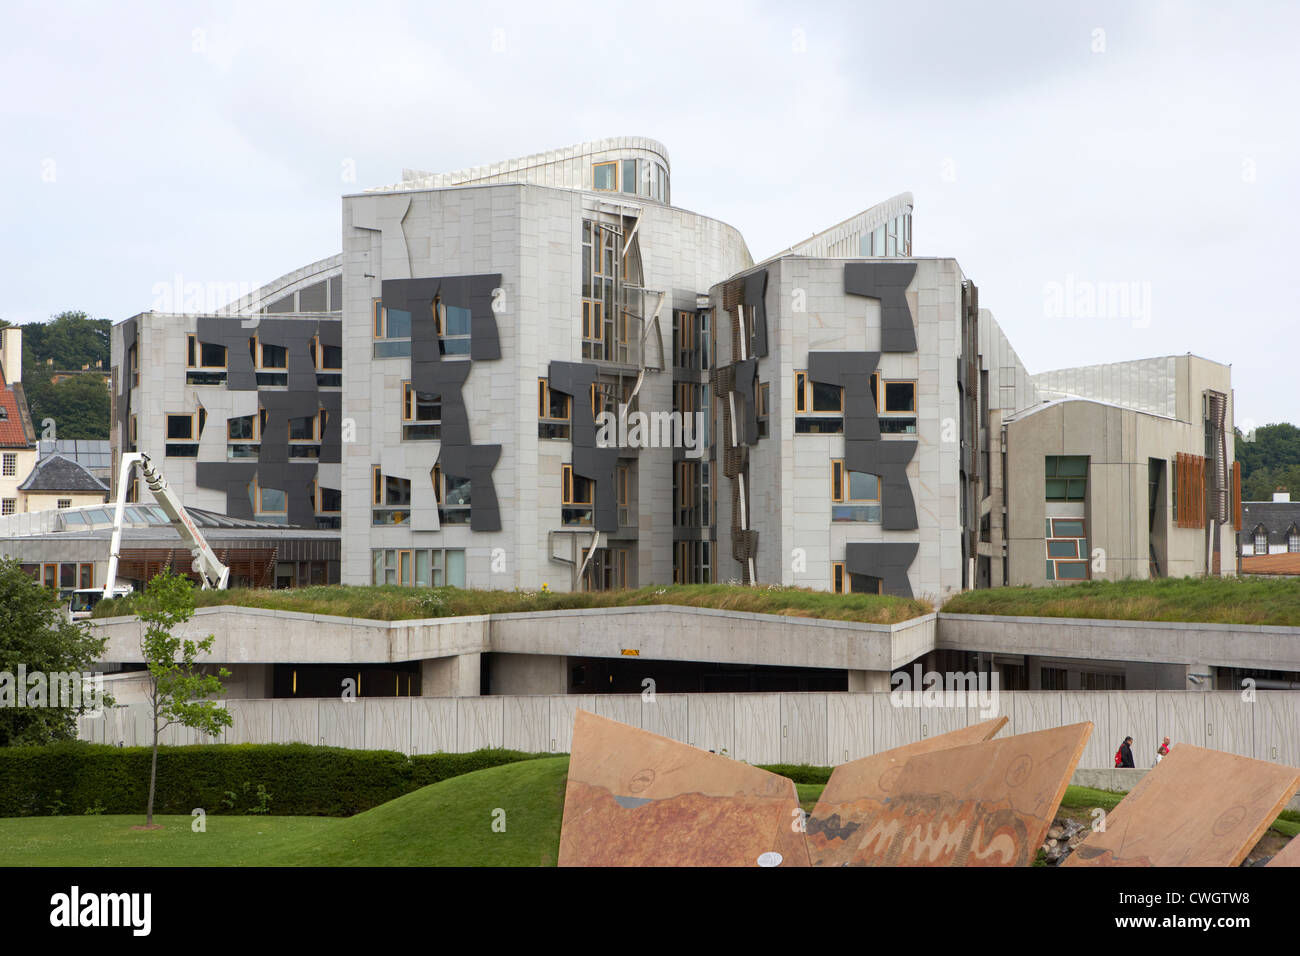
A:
[742,269,769,358]
[844,262,917,352]
[843,439,918,531]
[381,274,505,534]
[196,462,258,521]
[547,361,619,533]
[117,319,136,450]
[196,317,255,390]
[845,542,919,598]
[808,351,881,443]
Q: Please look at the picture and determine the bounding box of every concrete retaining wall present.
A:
[78,689,1300,773]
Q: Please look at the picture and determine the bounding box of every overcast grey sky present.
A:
[2,0,1296,428]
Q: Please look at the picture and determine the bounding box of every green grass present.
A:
[940,576,1300,626]
[0,757,570,867]
[2,761,1294,865]
[94,583,931,626]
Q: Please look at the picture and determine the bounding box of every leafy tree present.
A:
[1236,424,1300,501]
[20,311,111,372]
[134,568,231,826]
[0,558,109,746]
[23,372,110,440]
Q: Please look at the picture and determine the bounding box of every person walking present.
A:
[1156,736,1171,763]
[1115,736,1136,768]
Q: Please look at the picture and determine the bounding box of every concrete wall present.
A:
[78,690,1300,775]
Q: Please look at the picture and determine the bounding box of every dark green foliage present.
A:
[17,311,112,441]
[1236,423,1300,501]
[0,743,555,817]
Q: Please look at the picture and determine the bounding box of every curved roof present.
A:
[765,191,914,262]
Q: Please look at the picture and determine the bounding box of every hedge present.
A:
[755,763,833,785]
[0,742,555,817]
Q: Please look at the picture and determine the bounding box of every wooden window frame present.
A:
[312,335,342,372]
[255,479,287,514]
[562,464,594,506]
[287,410,321,443]
[538,378,572,423]
[227,413,258,442]
[880,379,917,414]
[373,466,383,506]
[832,562,845,594]
[188,335,227,370]
[165,412,197,442]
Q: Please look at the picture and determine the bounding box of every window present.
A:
[538,378,571,439]
[1289,529,1300,553]
[794,370,845,433]
[129,344,139,387]
[255,482,286,514]
[251,336,288,386]
[617,463,631,526]
[372,299,413,358]
[434,295,472,357]
[562,463,594,526]
[186,335,228,385]
[311,335,343,387]
[402,381,442,440]
[673,540,713,584]
[432,463,471,524]
[129,415,138,450]
[1,498,14,515]
[757,383,770,439]
[371,467,411,525]
[831,459,881,522]
[227,414,259,460]
[882,381,916,412]
[371,548,466,588]
[581,220,626,362]
[166,414,194,440]
[832,562,883,594]
[1255,530,1269,555]
[1045,456,1088,501]
[53,498,72,509]
[287,411,323,459]
[621,159,637,194]
[1046,517,1089,581]
[1,453,14,477]
[592,161,617,191]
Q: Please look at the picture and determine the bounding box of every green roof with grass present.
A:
[94,583,931,626]
[941,576,1300,627]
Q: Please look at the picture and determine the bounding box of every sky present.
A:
[1,0,1297,429]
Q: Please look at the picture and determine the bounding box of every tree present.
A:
[134,568,231,827]
[0,558,109,746]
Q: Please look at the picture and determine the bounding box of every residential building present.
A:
[17,453,109,512]
[0,326,38,519]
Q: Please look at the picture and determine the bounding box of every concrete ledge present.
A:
[1070,766,1300,813]
[938,612,1300,671]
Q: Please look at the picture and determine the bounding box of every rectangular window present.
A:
[1,498,14,515]
[1,453,14,477]
[831,458,881,522]
[228,415,256,440]
[313,335,343,386]
[57,499,71,509]
[78,563,93,589]
[166,414,194,440]
[402,381,441,440]
[1045,455,1088,502]
[370,549,466,588]
[617,463,631,526]
[592,161,617,191]
[434,297,472,357]
[882,381,916,413]
[832,562,845,594]
[621,159,637,194]
[757,382,770,439]
[561,463,594,526]
[373,299,413,358]
[432,463,471,525]
[538,378,571,439]
[1047,517,1089,581]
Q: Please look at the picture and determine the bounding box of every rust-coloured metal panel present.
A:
[846,722,1092,866]
[1268,833,1300,867]
[558,710,810,867]
[806,717,1008,866]
[1065,744,1300,867]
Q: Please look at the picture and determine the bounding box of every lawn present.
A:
[940,576,1300,626]
[94,583,931,626]
[3,764,1294,866]
[0,757,570,867]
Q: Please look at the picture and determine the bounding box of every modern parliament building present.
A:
[105,137,1239,600]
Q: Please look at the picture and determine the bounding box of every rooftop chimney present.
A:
[1274,488,1291,503]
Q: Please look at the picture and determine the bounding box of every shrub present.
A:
[0,742,554,817]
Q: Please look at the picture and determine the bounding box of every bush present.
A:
[0,742,553,817]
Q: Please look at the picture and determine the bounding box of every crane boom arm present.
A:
[102,452,231,595]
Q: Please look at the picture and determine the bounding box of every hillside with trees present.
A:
[1236,423,1300,501]
[0,311,111,440]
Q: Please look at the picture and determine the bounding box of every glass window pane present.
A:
[372,550,383,585]
[621,159,636,193]
[1047,540,1078,558]
[415,550,431,588]
[1045,478,1068,500]
[811,382,841,412]
[386,309,411,338]
[1053,519,1085,538]
[884,382,915,412]
[260,487,286,511]
[445,306,472,336]
[593,162,616,190]
[1057,562,1088,580]
[446,550,466,588]
[848,471,878,501]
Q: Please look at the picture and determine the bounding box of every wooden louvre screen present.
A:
[1233,460,1242,529]
[1175,452,1206,529]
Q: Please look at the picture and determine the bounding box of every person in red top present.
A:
[1156,736,1171,763]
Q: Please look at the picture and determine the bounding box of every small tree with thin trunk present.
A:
[135,568,231,827]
